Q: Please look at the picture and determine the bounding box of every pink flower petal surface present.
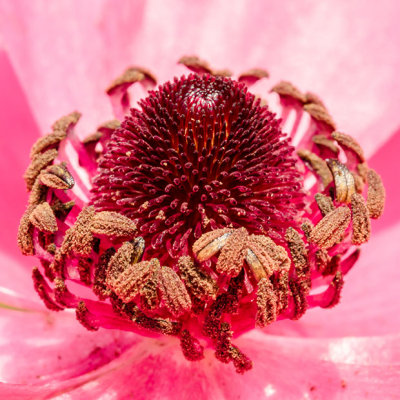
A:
[0,331,399,399]
[0,0,400,153]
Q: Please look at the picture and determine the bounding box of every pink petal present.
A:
[0,306,137,385]
[1,0,400,151]
[0,50,40,265]
[1,332,399,399]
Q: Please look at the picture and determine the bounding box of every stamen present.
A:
[66,206,96,256]
[32,267,63,311]
[17,206,35,256]
[289,279,308,320]
[140,261,161,310]
[109,259,155,303]
[193,228,234,262]
[52,111,81,132]
[39,163,75,190]
[285,227,309,281]
[30,111,80,159]
[321,272,344,308]
[297,149,333,187]
[93,247,116,300]
[275,270,289,313]
[331,131,365,162]
[248,234,291,272]
[351,193,371,245]
[159,266,192,317]
[216,228,248,276]
[327,159,355,203]
[309,206,351,249]
[24,149,58,190]
[29,202,58,233]
[305,92,325,107]
[75,301,99,331]
[180,329,204,361]
[312,135,339,155]
[367,169,385,219]
[256,277,277,327]
[270,81,306,103]
[177,256,217,300]
[106,67,156,95]
[315,193,335,216]
[238,68,269,86]
[303,103,336,131]
[30,130,66,160]
[90,211,137,238]
[178,55,213,75]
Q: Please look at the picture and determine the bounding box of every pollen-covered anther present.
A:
[24,149,58,191]
[315,193,335,217]
[192,228,234,262]
[238,68,269,86]
[309,206,351,249]
[215,228,249,276]
[178,55,213,75]
[39,163,75,190]
[17,206,35,256]
[159,266,192,317]
[106,66,156,95]
[180,329,204,361]
[289,278,308,320]
[297,149,333,187]
[366,169,385,219]
[76,301,99,331]
[303,103,336,131]
[90,211,137,238]
[32,267,63,311]
[331,131,365,162]
[29,202,58,233]
[285,227,309,281]
[312,135,339,155]
[351,193,371,245]
[177,256,217,300]
[327,159,355,203]
[270,80,306,103]
[109,259,158,303]
[256,277,278,327]
[321,272,344,308]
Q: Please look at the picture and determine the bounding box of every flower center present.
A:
[17,58,385,374]
[91,74,304,263]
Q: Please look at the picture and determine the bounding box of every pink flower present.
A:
[1,1,400,399]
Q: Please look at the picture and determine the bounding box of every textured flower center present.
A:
[17,57,385,374]
[91,75,304,262]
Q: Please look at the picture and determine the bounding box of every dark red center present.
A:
[91,74,304,263]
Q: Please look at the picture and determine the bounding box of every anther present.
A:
[303,103,336,131]
[256,278,278,327]
[180,329,204,361]
[297,149,333,187]
[90,211,137,238]
[285,227,309,280]
[238,68,269,86]
[315,193,335,216]
[193,228,234,262]
[327,159,355,203]
[331,131,365,162]
[75,301,99,331]
[312,135,339,155]
[178,55,213,75]
[309,206,351,249]
[366,169,385,219]
[270,81,306,103]
[178,256,217,300]
[351,193,371,245]
[24,149,58,191]
[29,202,58,233]
[159,266,192,317]
[39,163,75,190]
